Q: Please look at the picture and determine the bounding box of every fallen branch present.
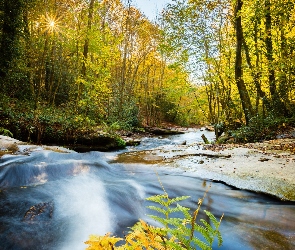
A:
[201,134,210,144]
[170,152,232,160]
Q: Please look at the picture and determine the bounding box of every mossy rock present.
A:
[68,133,126,152]
[145,127,184,135]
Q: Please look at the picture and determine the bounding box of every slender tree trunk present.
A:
[264,0,287,115]
[278,16,289,110]
[81,0,95,77]
[0,0,22,91]
[119,0,132,119]
[243,25,270,112]
[23,4,35,99]
[234,0,253,125]
[78,0,95,103]
[264,0,275,99]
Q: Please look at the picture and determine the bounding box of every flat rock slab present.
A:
[174,145,295,201]
[115,140,295,201]
[0,135,73,156]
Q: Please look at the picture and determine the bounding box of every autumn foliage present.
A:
[85,191,223,250]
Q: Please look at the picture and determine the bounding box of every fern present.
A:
[85,188,223,250]
[85,233,123,250]
[146,188,223,249]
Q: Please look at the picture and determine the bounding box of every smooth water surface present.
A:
[0,130,294,249]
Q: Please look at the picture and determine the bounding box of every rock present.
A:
[205,126,214,132]
[125,139,141,146]
[180,140,187,145]
[23,201,54,222]
[68,133,126,152]
[259,158,271,162]
[145,127,184,135]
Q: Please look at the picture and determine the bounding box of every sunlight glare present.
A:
[49,20,55,28]
[44,14,61,34]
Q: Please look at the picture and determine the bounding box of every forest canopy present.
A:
[0,0,294,144]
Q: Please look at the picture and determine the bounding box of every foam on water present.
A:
[54,174,113,250]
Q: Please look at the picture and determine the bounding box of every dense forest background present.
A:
[0,0,294,144]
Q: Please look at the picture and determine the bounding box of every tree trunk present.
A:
[0,0,22,91]
[234,0,253,125]
[81,0,95,77]
[264,0,275,99]
[119,0,132,119]
[243,24,270,112]
[78,0,95,103]
[264,0,286,115]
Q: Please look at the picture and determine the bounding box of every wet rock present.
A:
[180,140,187,145]
[23,201,54,222]
[68,133,126,152]
[259,158,271,162]
[145,127,184,135]
[205,126,214,132]
[124,138,141,146]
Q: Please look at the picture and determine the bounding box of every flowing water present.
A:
[0,129,294,249]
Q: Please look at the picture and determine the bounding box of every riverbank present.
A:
[114,130,295,201]
[178,138,295,201]
[1,132,295,201]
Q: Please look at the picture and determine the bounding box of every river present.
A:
[0,129,294,249]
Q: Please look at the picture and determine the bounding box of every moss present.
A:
[115,137,126,148]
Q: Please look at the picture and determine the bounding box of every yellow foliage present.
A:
[124,220,168,250]
[85,221,169,250]
[85,189,223,250]
[85,233,123,250]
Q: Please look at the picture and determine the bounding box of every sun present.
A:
[44,14,61,34]
[49,20,55,28]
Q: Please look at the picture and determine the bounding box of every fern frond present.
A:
[168,196,190,205]
[191,236,211,250]
[85,185,223,250]
[84,233,123,250]
[125,220,168,249]
[165,240,186,250]
[147,205,167,215]
[146,194,168,202]
[193,223,212,245]
[146,194,170,207]
[203,210,220,229]
[169,204,190,214]
[148,215,170,229]
[200,219,215,233]
[164,217,184,227]
[216,230,223,247]
[202,210,224,246]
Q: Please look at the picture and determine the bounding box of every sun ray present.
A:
[41,13,62,34]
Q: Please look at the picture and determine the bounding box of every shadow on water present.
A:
[0,130,294,249]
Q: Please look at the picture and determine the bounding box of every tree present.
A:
[0,0,26,96]
[234,0,253,124]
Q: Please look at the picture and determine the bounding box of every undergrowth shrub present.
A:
[231,114,294,143]
[0,127,13,137]
[85,188,223,250]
